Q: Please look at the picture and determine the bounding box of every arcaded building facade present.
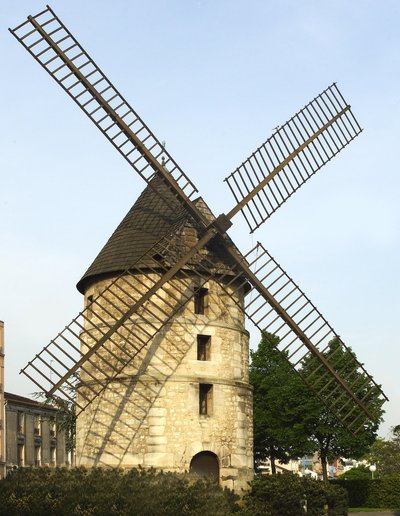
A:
[4,392,68,471]
[75,179,254,491]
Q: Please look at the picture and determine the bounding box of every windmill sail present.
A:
[21,224,219,414]
[9,6,199,205]
[194,242,387,432]
[225,83,362,233]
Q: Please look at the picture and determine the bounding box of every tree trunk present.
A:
[321,454,328,482]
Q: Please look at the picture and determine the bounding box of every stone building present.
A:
[4,392,68,471]
[75,178,254,491]
[0,321,67,473]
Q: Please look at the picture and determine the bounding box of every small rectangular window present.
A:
[17,412,24,433]
[17,444,24,467]
[197,335,211,361]
[34,445,41,467]
[194,288,208,315]
[33,415,41,435]
[199,384,213,415]
[87,295,94,319]
[49,417,56,437]
[50,446,56,467]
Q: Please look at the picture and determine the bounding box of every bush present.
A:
[332,475,400,509]
[0,467,240,516]
[242,473,305,516]
[324,482,348,516]
[0,468,351,515]
[242,474,348,516]
[341,465,370,480]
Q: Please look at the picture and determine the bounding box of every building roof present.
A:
[77,176,238,294]
[77,176,191,293]
[4,392,57,412]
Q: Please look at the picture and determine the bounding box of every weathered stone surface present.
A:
[76,273,253,492]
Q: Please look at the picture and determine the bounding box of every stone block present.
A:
[147,435,167,445]
[148,407,167,417]
[148,416,166,427]
[149,425,165,436]
[144,452,174,468]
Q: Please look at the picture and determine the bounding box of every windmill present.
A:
[11,6,387,489]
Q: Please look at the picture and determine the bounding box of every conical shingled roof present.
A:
[77,176,243,295]
[77,177,190,293]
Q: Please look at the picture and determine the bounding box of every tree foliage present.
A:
[300,338,383,481]
[250,333,384,480]
[365,426,400,476]
[249,332,314,473]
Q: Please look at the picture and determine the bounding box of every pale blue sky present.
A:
[0,1,399,437]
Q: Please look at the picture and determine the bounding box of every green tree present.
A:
[366,426,400,476]
[300,338,383,481]
[251,334,384,481]
[250,332,314,474]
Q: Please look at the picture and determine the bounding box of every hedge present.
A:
[242,474,347,516]
[0,468,348,516]
[332,475,400,509]
[0,467,239,516]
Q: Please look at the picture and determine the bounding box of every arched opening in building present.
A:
[189,451,219,481]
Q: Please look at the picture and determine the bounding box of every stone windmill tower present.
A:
[74,179,253,490]
[12,6,387,492]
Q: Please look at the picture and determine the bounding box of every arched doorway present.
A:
[189,451,219,481]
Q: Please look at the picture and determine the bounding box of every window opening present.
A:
[197,335,211,361]
[87,295,94,319]
[17,411,24,433]
[33,415,40,435]
[194,287,208,315]
[49,417,56,437]
[50,446,56,466]
[199,384,213,415]
[17,444,24,467]
[34,445,41,467]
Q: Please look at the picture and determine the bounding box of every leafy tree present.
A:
[365,426,400,476]
[251,334,384,481]
[250,332,315,473]
[300,338,383,481]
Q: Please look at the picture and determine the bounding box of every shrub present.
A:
[0,468,352,515]
[0,467,240,516]
[332,475,400,509]
[341,465,370,480]
[241,474,348,516]
[324,482,348,516]
[242,473,305,516]
[332,478,370,507]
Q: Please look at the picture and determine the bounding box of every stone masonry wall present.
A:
[76,273,253,492]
